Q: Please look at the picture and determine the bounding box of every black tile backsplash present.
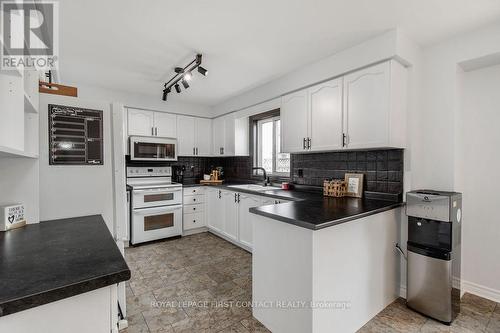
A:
[127,148,404,196]
[291,149,404,196]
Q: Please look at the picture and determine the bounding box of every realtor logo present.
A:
[1,1,58,70]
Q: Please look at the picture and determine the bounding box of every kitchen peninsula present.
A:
[0,215,130,333]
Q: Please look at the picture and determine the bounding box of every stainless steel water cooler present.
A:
[406,190,462,324]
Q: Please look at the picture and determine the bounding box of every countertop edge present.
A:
[249,202,405,230]
[0,268,131,317]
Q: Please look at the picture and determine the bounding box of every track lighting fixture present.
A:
[197,66,208,76]
[161,54,208,101]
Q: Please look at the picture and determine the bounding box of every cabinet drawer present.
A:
[184,187,205,195]
[183,212,205,230]
[183,204,204,214]
[184,194,204,205]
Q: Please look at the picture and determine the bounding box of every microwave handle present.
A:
[133,205,182,215]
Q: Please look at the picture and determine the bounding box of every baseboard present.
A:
[399,281,500,303]
[182,226,208,236]
[462,280,500,303]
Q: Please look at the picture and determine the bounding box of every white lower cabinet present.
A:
[207,188,224,233]
[183,187,206,232]
[205,189,289,251]
[223,191,238,241]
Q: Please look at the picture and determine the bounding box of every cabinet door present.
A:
[177,116,196,156]
[281,89,309,153]
[343,62,390,149]
[212,117,225,155]
[234,116,249,156]
[207,189,224,233]
[154,112,177,138]
[128,109,154,136]
[222,191,238,241]
[195,118,212,156]
[309,78,343,151]
[223,115,235,156]
[238,194,261,250]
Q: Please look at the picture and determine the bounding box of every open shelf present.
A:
[0,145,39,159]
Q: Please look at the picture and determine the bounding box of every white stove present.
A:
[126,166,182,245]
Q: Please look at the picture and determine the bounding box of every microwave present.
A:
[130,136,178,161]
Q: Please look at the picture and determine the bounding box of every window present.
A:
[255,116,290,175]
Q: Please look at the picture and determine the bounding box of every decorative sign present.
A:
[1,204,27,231]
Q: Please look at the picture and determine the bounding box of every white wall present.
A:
[0,158,39,224]
[457,63,500,300]
[38,94,115,231]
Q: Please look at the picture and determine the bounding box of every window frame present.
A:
[254,116,290,177]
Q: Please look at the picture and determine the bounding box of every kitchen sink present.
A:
[227,184,281,192]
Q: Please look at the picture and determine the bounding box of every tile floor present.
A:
[124,232,500,333]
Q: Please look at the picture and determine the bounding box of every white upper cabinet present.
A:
[280,60,407,153]
[128,109,155,136]
[223,114,235,156]
[343,62,390,149]
[194,117,212,156]
[177,116,196,156]
[309,78,343,151]
[234,116,249,156]
[212,114,236,156]
[154,112,177,138]
[212,117,224,155]
[0,73,24,151]
[281,90,309,153]
[177,116,212,156]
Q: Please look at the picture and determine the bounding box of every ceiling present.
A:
[57,0,500,106]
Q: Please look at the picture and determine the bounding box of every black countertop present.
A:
[250,197,404,230]
[0,215,130,317]
[182,181,403,230]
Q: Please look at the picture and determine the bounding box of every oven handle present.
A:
[133,188,182,193]
[133,205,182,215]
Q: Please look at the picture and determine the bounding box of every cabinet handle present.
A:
[218,190,221,199]
[193,198,196,202]
[193,207,196,211]
[221,147,224,155]
[151,127,154,136]
[234,193,237,203]
[193,147,196,155]
[155,127,158,136]
[342,133,346,147]
[307,137,311,149]
[303,138,306,150]
[196,147,198,155]
[193,220,196,223]
[237,193,240,203]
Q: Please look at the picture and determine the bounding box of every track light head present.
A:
[182,79,190,89]
[197,66,208,76]
[162,87,171,101]
[184,71,192,81]
[174,67,184,74]
[174,84,181,93]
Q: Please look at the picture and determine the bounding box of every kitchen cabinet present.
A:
[195,117,213,156]
[207,188,224,233]
[223,191,238,241]
[0,73,24,152]
[280,60,407,152]
[238,194,262,249]
[281,78,343,153]
[127,109,177,137]
[309,79,343,151]
[281,89,309,153]
[154,112,177,138]
[211,114,248,157]
[183,187,206,232]
[177,116,212,156]
[128,109,155,136]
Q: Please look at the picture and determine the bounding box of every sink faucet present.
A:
[252,167,271,186]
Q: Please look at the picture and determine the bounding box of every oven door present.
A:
[131,205,182,245]
[130,137,177,161]
[133,187,182,209]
